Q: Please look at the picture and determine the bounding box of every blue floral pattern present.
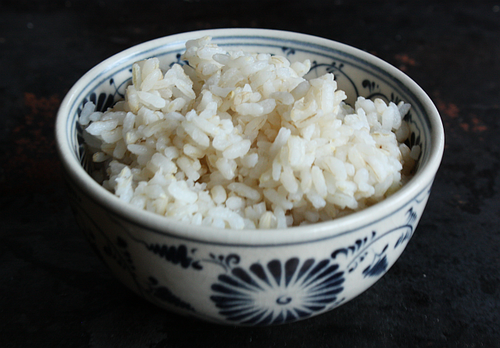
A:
[208,203,422,325]
[210,257,345,325]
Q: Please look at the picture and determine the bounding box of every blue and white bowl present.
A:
[55,28,444,326]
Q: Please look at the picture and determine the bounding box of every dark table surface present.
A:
[1,0,499,347]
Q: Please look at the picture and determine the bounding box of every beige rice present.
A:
[80,36,418,229]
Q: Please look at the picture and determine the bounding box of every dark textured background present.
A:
[1,0,499,347]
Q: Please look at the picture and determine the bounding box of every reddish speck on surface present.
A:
[436,100,460,119]
[1,93,62,195]
[471,115,487,132]
[394,54,417,71]
[435,96,487,135]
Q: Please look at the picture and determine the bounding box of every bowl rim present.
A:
[55,28,445,246]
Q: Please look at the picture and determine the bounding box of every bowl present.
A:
[55,28,444,326]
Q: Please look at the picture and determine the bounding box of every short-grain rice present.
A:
[81,36,418,229]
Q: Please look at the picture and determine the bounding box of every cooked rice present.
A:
[81,36,418,229]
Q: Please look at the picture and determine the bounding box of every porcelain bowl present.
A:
[55,28,444,326]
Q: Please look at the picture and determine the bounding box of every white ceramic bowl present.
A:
[55,28,444,326]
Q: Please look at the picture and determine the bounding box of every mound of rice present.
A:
[80,36,419,229]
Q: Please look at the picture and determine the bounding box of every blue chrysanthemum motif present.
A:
[210,257,345,325]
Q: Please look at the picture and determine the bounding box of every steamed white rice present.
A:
[81,36,418,229]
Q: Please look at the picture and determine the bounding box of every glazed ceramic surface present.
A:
[56,29,444,326]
